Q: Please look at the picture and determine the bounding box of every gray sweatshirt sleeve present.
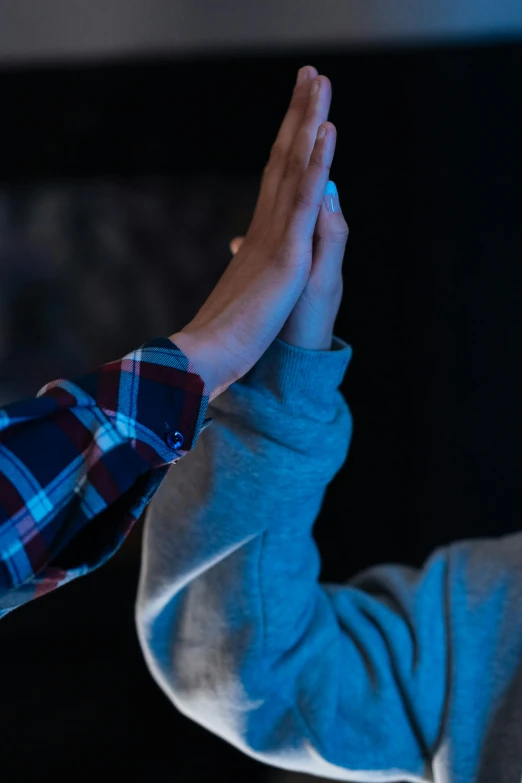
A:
[135,335,522,783]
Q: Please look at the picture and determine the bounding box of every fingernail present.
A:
[324,180,340,212]
[296,67,309,85]
[311,79,320,95]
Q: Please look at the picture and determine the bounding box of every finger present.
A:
[308,181,349,296]
[229,236,245,255]
[284,121,337,247]
[247,65,320,236]
[272,75,332,235]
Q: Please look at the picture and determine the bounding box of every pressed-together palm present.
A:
[171,65,349,400]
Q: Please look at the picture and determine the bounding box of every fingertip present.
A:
[303,65,318,79]
[323,121,336,137]
[230,236,245,255]
[315,121,336,148]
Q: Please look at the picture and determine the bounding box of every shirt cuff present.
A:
[44,336,215,469]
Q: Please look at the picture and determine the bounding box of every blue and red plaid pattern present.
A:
[0,337,212,618]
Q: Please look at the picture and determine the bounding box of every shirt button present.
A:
[165,430,184,450]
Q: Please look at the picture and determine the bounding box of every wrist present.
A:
[277,323,335,352]
[169,330,229,403]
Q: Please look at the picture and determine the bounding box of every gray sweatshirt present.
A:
[135,334,522,783]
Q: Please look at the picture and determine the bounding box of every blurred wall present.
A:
[1,0,522,64]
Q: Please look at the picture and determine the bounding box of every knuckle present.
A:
[305,263,340,296]
[307,154,322,173]
[317,277,343,299]
[328,219,349,244]
[309,151,330,176]
[290,90,308,112]
[308,150,322,168]
[327,280,344,300]
[293,187,316,210]
[263,143,283,175]
[282,154,303,180]
[324,160,332,176]
[270,236,295,268]
[270,142,283,161]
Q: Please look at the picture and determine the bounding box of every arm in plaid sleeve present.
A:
[0,336,213,617]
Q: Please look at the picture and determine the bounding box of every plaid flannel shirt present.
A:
[0,337,213,619]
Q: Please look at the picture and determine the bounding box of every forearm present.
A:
[134,348,454,780]
[138,333,354,620]
[136,335,355,762]
[0,336,211,610]
[135,345,445,778]
[135,460,330,764]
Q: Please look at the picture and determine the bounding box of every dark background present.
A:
[0,38,522,781]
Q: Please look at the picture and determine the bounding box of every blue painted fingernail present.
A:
[324,180,340,212]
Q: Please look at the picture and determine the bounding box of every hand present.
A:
[171,67,339,401]
[230,183,347,351]
[230,68,349,351]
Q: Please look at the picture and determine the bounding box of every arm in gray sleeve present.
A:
[136,337,522,783]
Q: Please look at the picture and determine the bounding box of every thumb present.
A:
[309,180,349,294]
[229,236,245,256]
